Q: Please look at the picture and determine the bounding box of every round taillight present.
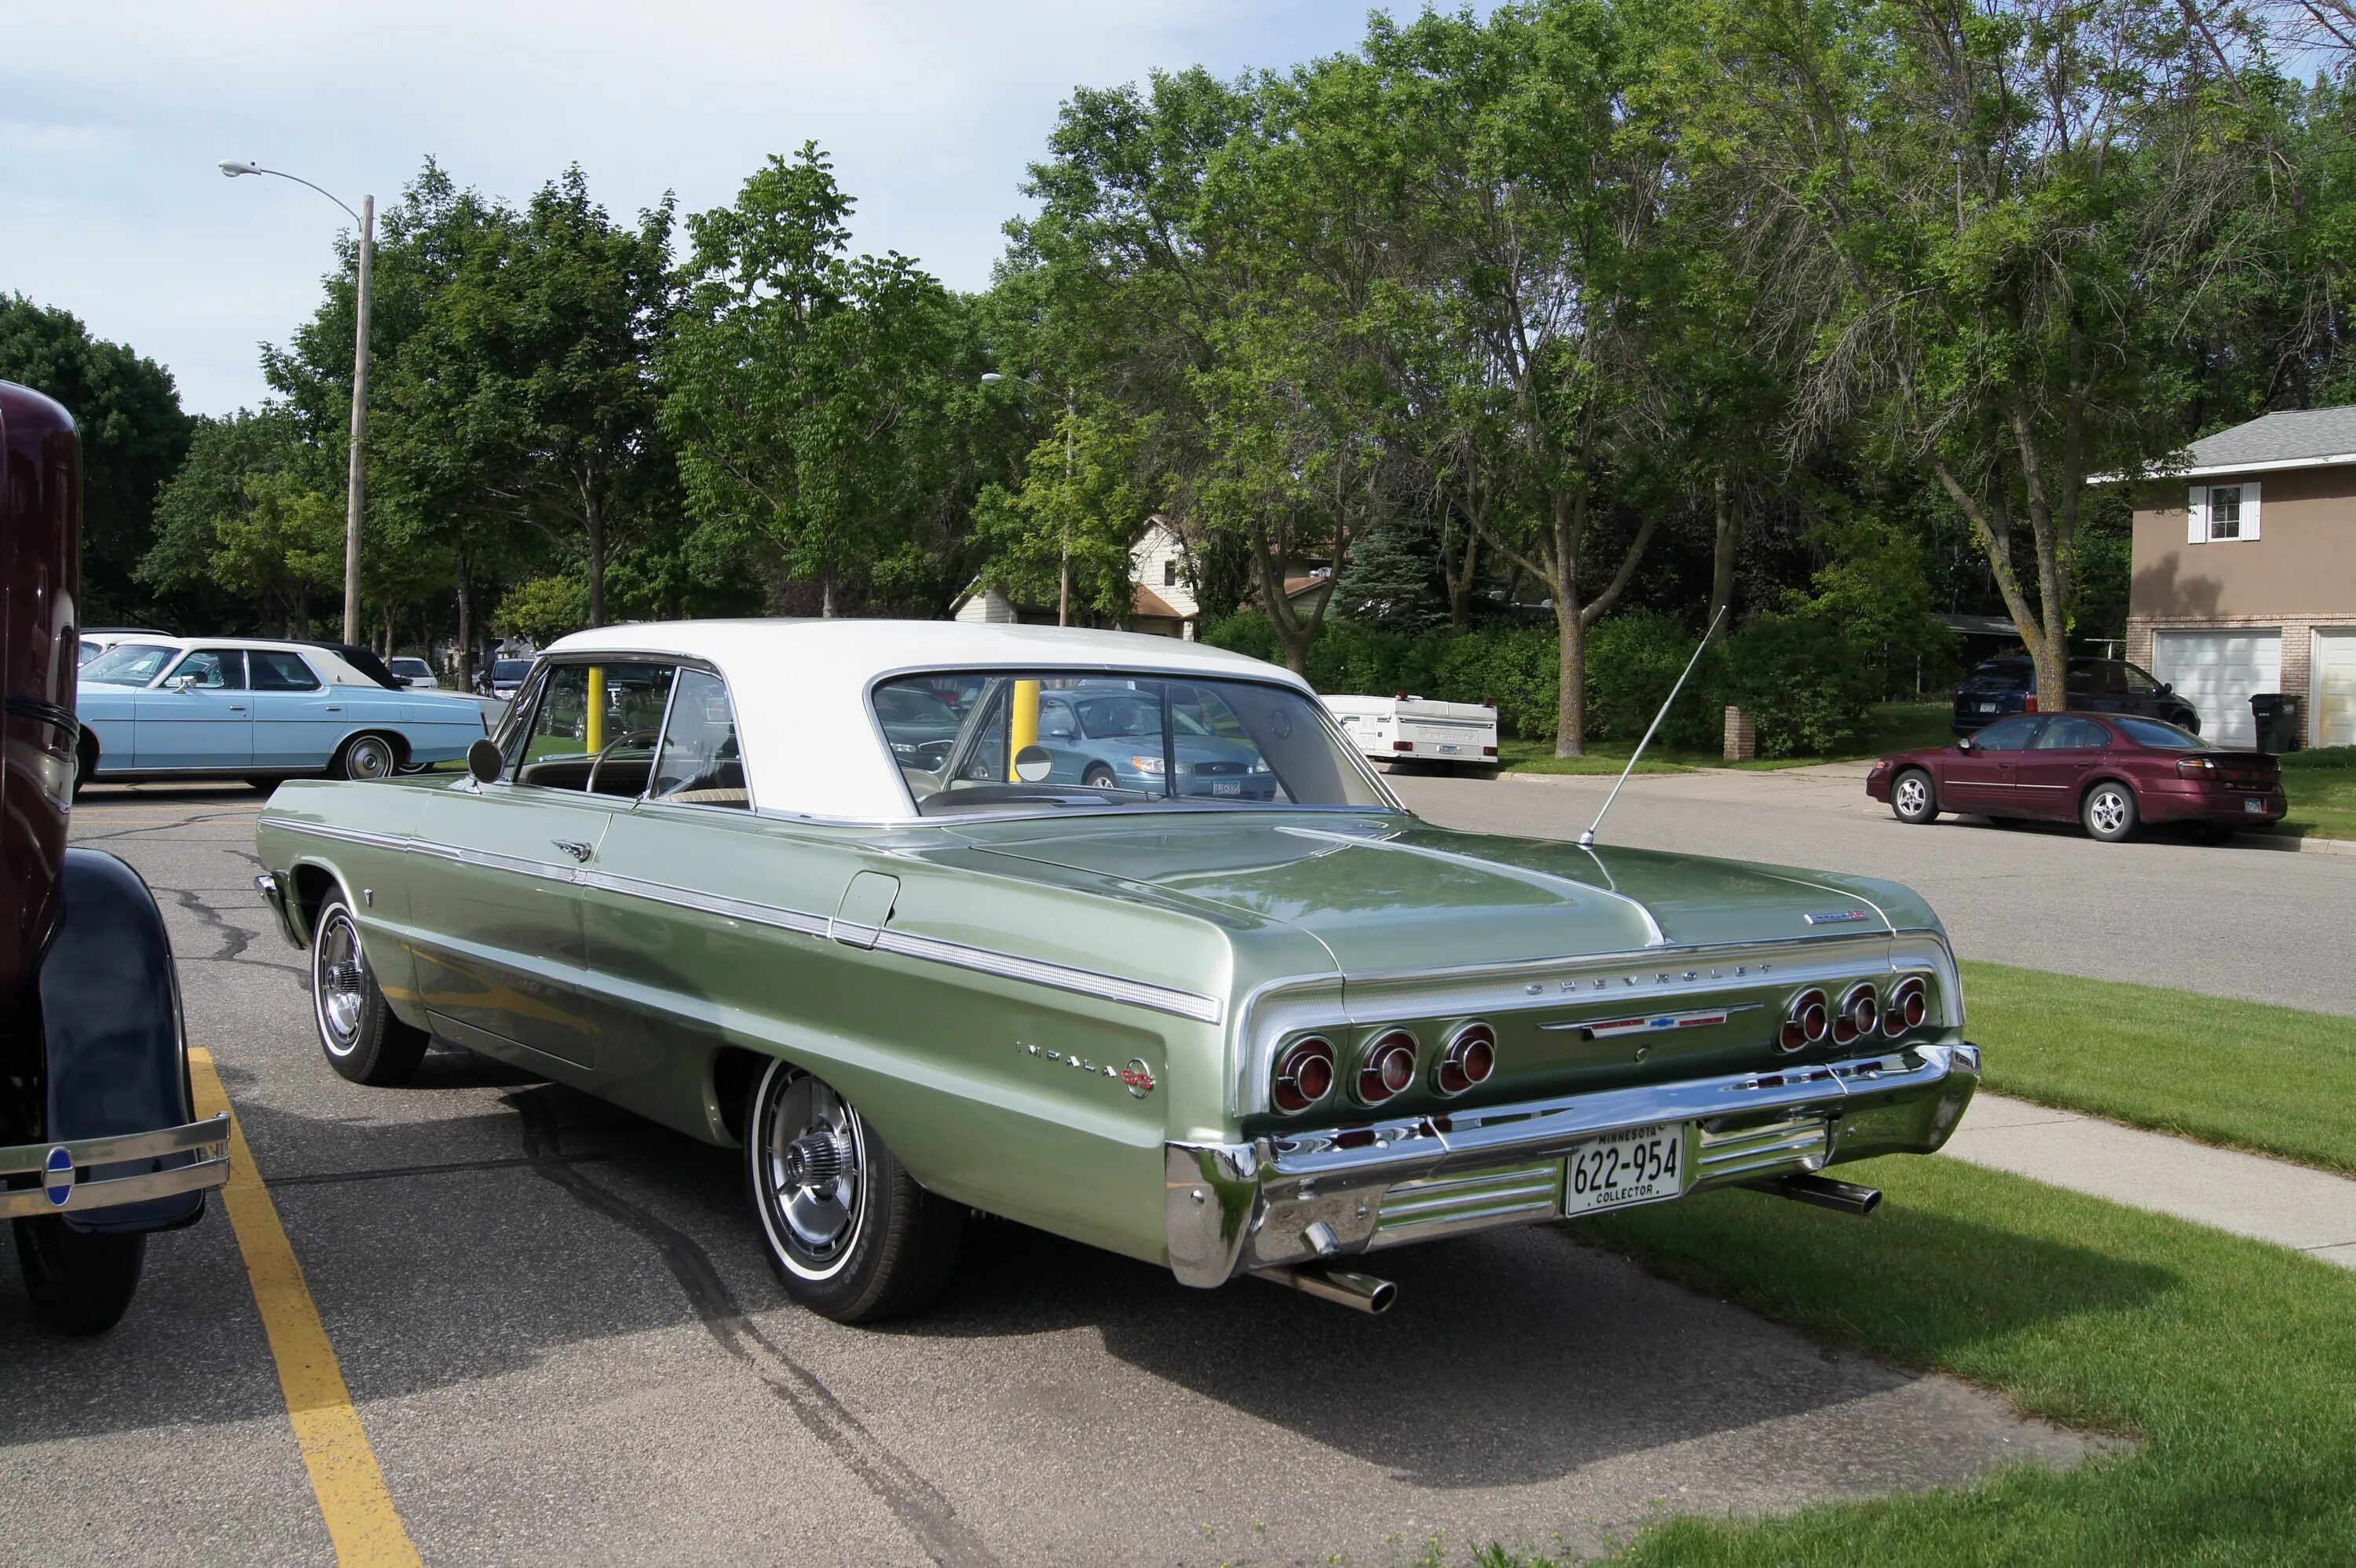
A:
[1884,976,1929,1036]
[1433,1022,1497,1097]
[1355,1030,1418,1106]
[1273,1036,1336,1113]
[1780,988,1830,1053]
[1833,983,1878,1045]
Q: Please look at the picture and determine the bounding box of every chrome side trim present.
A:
[571,868,831,941]
[872,928,1226,1025]
[272,820,410,854]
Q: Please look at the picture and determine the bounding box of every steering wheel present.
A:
[585,729,661,795]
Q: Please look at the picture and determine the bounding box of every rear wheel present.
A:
[744,1058,963,1324]
[1890,769,1939,824]
[2082,781,2138,843]
[13,1216,145,1336]
[311,893,428,1085]
[333,733,398,781]
[72,735,97,801]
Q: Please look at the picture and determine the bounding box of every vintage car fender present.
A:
[31,849,213,1234]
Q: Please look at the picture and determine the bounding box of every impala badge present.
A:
[1805,909,1871,926]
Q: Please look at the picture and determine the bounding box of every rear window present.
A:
[1961,660,2029,691]
[2116,717,2213,751]
[876,670,1389,816]
[493,660,533,682]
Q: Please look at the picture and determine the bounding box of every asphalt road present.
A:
[1391,763,2356,1018]
[2,784,2097,1567]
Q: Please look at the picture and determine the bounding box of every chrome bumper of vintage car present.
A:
[1165,1041,1980,1287]
[0,1115,232,1221]
[256,871,307,949]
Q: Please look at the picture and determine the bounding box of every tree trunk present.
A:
[1555,598,1587,758]
[821,568,838,619]
[586,503,608,628]
[1710,476,1736,634]
[1446,520,1480,631]
[452,549,476,691]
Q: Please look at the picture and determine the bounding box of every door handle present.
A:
[229,705,247,712]
[324,705,342,713]
[552,839,593,863]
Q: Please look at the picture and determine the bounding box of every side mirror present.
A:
[1955,737,1974,752]
[167,673,196,693]
[466,737,504,786]
[1012,744,1055,783]
[2160,682,2174,696]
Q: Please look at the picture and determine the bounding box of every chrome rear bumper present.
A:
[1165,1041,1979,1287]
[1,1115,232,1221]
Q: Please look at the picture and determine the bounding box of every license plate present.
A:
[1562,1123,1690,1217]
[2244,796,2265,814]
[1977,703,2000,714]
[1438,743,1458,753]
[1211,779,1241,797]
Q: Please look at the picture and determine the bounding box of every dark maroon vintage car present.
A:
[1865,711,2287,844]
[2,381,229,1333]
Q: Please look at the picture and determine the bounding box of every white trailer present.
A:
[1323,694,1499,771]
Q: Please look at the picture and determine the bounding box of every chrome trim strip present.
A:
[1,1114,231,1175]
[570,868,832,941]
[871,927,1226,1025]
[0,1155,232,1220]
[262,820,410,854]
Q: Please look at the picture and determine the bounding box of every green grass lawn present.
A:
[1481,1157,2356,1566]
[2276,746,2356,841]
[1961,961,2356,1176]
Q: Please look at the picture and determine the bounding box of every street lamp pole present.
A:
[981,372,1079,627]
[219,161,373,644]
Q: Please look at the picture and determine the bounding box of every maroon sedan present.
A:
[1864,712,2287,843]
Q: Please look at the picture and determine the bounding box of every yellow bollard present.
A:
[586,666,605,755]
[1009,679,1041,780]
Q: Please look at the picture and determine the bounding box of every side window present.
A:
[2035,716,2107,749]
[649,670,748,808]
[1972,715,2042,751]
[514,661,677,795]
[248,649,322,691]
[2122,663,2161,695]
[170,649,247,689]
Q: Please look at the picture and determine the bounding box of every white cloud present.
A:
[1,0,1393,415]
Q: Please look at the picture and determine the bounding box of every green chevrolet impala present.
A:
[254,620,1979,1322]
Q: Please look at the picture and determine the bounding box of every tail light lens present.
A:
[1432,1022,1497,1097]
[2177,757,2218,779]
[1355,1030,1419,1106]
[2025,694,2039,713]
[1779,989,1830,1053]
[1273,1036,1336,1113]
[1884,976,1929,1036]
[1833,983,1878,1045]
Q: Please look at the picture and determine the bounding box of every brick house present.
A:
[2128,405,2356,749]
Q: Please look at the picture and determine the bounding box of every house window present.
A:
[2209,485,2241,540]
[1162,559,1179,587]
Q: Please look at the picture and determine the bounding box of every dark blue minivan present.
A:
[1952,656,2202,736]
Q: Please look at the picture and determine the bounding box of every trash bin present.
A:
[2249,693,2301,754]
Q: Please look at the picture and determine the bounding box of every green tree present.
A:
[971,404,1144,621]
[143,409,342,632]
[0,294,193,622]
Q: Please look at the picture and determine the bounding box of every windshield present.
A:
[493,660,533,682]
[879,671,1390,816]
[2116,717,2214,751]
[80,642,177,685]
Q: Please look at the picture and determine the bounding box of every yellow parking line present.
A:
[188,1048,424,1568]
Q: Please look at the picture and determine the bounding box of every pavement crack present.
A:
[160,885,254,963]
[511,1094,1000,1568]
[67,807,260,843]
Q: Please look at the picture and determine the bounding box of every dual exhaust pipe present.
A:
[1250,1171,1881,1317]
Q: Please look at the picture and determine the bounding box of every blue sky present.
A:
[2,2,1408,416]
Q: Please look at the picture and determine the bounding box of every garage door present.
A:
[2316,630,2356,749]
[2151,629,2281,747]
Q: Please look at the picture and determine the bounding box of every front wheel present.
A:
[311,893,428,1085]
[744,1058,964,1324]
[2082,781,2139,842]
[334,733,398,781]
[13,1216,145,1336]
[1081,764,1118,789]
[1890,768,1939,824]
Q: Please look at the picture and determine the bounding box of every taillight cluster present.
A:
[1270,1021,1498,1115]
[1778,975,1933,1053]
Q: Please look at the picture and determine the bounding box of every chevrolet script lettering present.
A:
[1805,909,1871,926]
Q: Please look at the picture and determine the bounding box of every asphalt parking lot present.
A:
[2,780,2111,1566]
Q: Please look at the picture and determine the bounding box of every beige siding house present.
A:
[2129,406,2356,748]
[951,517,1202,638]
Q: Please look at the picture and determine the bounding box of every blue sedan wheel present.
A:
[335,733,397,781]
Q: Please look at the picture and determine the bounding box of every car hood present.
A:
[954,813,1933,974]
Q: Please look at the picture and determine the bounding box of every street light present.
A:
[980,372,1078,627]
[220,159,374,645]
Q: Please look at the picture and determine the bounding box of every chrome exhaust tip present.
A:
[1747,1172,1883,1215]
[1256,1265,1399,1315]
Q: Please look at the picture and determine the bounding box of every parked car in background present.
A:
[75,627,171,668]
[255,620,1979,1326]
[388,656,441,689]
[77,636,488,790]
[2,381,229,1335]
[1951,655,2201,736]
[488,657,534,698]
[1868,711,2285,842]
[298,641,410,692]
[1323,694,1500,771]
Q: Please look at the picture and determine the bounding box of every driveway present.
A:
[0,784,2091,1567]
[1389,764,2356,1018]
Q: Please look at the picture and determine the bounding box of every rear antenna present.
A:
[1579,602,1728,848]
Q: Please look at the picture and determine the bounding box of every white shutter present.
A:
[2187,485,2208,544]
[2241,481,2261,540]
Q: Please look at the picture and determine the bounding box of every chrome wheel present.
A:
[313,911,368,1058]
[1894,773,1930,821]
[754,1063,868,1281]
[341,735,395,780]
[2083,783,2136,842]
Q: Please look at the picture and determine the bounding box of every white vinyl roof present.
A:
[540,618,1312,821]
[79,634,390,689]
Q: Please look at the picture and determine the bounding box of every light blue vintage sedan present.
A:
[75,636,488,791]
